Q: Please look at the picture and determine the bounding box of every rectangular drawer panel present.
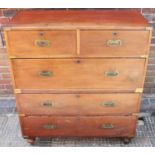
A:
[12,59,145,91]
[80,30,149,57]
[7,30,76,58]
[16,93,140,115]
[78,116,136,137]
[21,116,136,137]
[21,116,77,137]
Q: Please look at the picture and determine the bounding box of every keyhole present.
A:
[39,32,45,36]
[112,32,118,36]
[75,60,81,64]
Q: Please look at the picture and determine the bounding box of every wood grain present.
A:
[7,30,77,58]
[6,10,149,29]
[80,30,150,57]
[3,10,151,139]
[20,115,137,137]
[12,58,145,90]
[16,93,140,115]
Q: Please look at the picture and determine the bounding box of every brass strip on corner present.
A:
[140,55,148,58]
[14,89,21,94]
[9,56,16,59]
[135,88,143,93]
[19,114,26,117]
[77,29,80,55]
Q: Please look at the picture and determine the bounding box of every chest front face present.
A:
[3,10,152,143]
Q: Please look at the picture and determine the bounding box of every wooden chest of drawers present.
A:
[3,10,152,144]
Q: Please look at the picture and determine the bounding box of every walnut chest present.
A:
[3,10,152,144]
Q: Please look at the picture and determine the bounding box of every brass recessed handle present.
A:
[35,39,50,47]
[106,39,122,46]
[41,101,53,107]
[39,71,53,77]
[101,101,115,107]
[43,124,57,130]
[101,124,114,129]
[105,70,119,77]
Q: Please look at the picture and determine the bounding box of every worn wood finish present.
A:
[16,93,140,115]
[78,116,137,137]
[12,59,145,90]
[80,30,149,57]
[20,116,78,137]
[20,116,137,137]
[5,10,149,29]
[3,10,152,141]
[6,30,150,58]
[7,30,76,58]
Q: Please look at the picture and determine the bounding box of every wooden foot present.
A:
[26,138,35,145]
[123,137,131,144]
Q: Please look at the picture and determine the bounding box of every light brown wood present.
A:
[16,93,140,115]
[12,58,145,90]
[6,29,150,58]
[7,30,77,58]
[80,30,150,57]
[3,10,152,140]
[3,31,17,91]
[77,29,80,55]
[20,115,137,137]
[78,116,137,137]
[20,116,78,137]
[5,10,149,29]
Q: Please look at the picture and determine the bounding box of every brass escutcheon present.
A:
[105,70,119,77]
[39,71,53,77]
[106,39,122,46]
[41,101,53,107]
[101,101,115,107]
[43,124,57,130]
[101,124,114,129]
[35,40,50,47]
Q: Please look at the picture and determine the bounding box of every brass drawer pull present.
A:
[101,101,115,107]
[41,101,53,107]
[105,70,119,77]
[35,39,50,47]
[106,39,122,46]
[101,124,114,129]
[43,124,56,130]
[39,71,53,77]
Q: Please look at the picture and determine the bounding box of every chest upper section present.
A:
[3,10,151,58]
[5,29,150,58]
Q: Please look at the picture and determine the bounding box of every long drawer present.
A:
[12,59,145,91]
[80,30,149,57]
[6,30,77,58]
[16,93,140,115]
[20,116,137,137]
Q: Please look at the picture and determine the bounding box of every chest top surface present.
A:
[3,10,149,29]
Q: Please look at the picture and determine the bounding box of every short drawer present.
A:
[12,59,145,91]
[80,30,149,57]
[6,30,76,58]
[20,116,77,137]
[20,116,137,137]
[16,93,140,115]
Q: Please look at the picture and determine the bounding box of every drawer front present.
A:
[80,30,149,57]
[7,30,76,57]
[16,93,140,115]
[21,116,78,137]
[78,116,136,137]
[12,59,145,90]
[21,116,136,137]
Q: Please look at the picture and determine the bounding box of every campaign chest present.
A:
[3,10,152,144]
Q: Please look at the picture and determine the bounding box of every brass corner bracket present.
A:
[14,89,21,94]
[135,88,143,93]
